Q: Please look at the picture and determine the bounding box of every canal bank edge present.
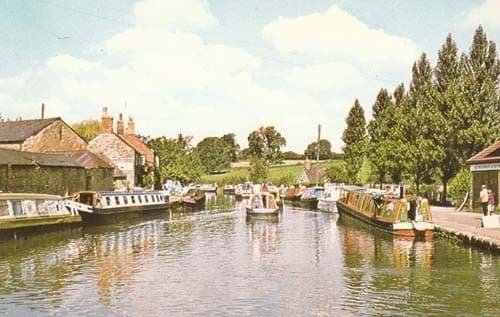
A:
[432,207,500,253]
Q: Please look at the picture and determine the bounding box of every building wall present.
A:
[471,170,499,212]
[0,144,22,151]
[0,165,114,195]
[23,120,87,153]
[88,133,136,186]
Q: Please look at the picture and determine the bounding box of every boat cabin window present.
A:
[131,196,136,204]
[138,196,142,203]
[11,201,24,216]
[115,196,120,205]
[252,196,263,209]
[145,196,149,203]
[105,197,111,206]
[0,201,10,217]
[123,196,129,204]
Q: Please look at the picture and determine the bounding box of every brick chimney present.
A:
[126,117,135,135]
[101,107,113,133]
[117,113,125,135]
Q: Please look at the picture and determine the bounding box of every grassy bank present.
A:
[201,160,341,185]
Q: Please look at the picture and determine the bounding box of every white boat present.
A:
[71,190,169,223]
[0,193,81,237]
[318,187,341,213]
[246,192,279,217]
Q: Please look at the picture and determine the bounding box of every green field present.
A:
[201,161,341,185]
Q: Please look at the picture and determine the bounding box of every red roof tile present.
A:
[120,134,155,164]
[467,140,500,164]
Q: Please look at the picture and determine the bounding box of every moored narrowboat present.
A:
[72,190,169,222]
[337,188,434,239]
[246,192,280,218]
[0,193,81,238]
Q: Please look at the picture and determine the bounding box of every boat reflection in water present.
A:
[246,216,280,258]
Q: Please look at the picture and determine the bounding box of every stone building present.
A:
[0,148,113,195]
[467,140,500,212]
[88,108,153,189]
[0,116,114,194]
[0,117,87,152]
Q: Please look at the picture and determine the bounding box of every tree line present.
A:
[341,26,500,203]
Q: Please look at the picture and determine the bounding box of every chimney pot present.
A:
[126,116,135,135]
[117,113,125,135]
[101,106,113,133]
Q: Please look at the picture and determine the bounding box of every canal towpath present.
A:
[431,206,500,252]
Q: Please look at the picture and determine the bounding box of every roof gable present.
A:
[0,118,60,143]
[120,134,154,164]
[467,140,500,164]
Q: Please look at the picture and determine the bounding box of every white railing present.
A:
[64,200,93,215]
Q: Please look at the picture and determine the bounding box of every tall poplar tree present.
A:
[434,34,466,203]
[400,53,444,193]
[367,88,395,187]
[460,26,500,158]
[342,99,367,183]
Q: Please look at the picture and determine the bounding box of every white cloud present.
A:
[0,0,419,152]
[262,5,420,72]
[462,0,500,30]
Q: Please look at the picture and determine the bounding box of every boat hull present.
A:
[80,203,169,224]
[317,200,338,213]
[246,207,279,219]
[287,198,318,210]
[0,215,82,239]
[337,200,433,240]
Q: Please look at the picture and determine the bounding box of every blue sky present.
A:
[0,0,499,151]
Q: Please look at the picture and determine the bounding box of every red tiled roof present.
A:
[467,140,500,164]
[120,134,154,164]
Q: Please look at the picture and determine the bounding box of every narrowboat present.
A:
[72,190,169,222]
[246,192,279,218]
[0,193,81,237]
[235,182,253,200]
[181,189,206,209]
[337,188,434,239]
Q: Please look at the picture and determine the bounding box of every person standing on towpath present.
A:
[480,185,489,216]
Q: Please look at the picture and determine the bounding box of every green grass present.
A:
[201,160,342,185]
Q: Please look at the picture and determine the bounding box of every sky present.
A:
[0,0,499,152]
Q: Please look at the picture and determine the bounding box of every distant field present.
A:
[201,160,341,184]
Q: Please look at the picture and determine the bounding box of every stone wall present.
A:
[23,120,87,153]
[0,165,113,195]
[88,133,136,186]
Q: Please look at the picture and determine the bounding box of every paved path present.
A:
[431,206,500,252]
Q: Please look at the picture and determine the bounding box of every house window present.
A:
[0,201,10,217]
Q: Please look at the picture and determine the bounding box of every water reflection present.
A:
[0,200,498,316]
[246,217,280,258]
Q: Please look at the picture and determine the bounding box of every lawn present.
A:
[201,160,342,185]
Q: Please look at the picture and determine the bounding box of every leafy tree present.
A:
[196,137,232,174]
[304,139,333,160]
[248,158,269,183]
[247,126,287,164]
[460,26,500,158]
[148,136,205,184]
[326,161,348,183]
[433,34,468,203]
[399,53,444,194]
[282,151,305,160]
[342,99,367,183]
[221,133,240,162]
[367,88,396,187]
[73,119,100,142]
[356,159,377,185]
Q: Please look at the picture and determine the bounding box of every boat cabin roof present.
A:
[77,190,165,197]
[0,193,62,201]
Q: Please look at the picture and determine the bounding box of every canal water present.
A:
[0,196,498,316]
